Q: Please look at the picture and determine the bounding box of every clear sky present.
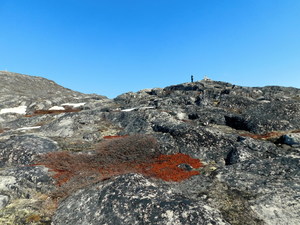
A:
[1,0,300,98]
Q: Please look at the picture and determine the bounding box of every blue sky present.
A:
[1,0,300,98]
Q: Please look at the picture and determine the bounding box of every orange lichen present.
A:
[138,153,203,182]
[103,135,129,139]
[36,135,203,194]
[38,151,203,187]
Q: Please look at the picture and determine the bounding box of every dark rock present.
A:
[281,133,300,146]
[0,134,59,167]
[224,115,251,131]
[53,174,229,225]
[225,137,281,165]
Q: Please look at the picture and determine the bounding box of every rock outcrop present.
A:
[0,71,299,224]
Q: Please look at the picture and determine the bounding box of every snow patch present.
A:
[16,126,41,131]
[121,106,155,112]
[49,106,65,110]
[121,108,137,112]
[177,112,186,120]
[0,106,27,115]
[48,103,85,111]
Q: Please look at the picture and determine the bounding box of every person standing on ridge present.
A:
[191,75,194,82]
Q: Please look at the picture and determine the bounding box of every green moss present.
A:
[0,197,52,225]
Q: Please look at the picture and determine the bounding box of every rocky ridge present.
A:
[0,71,299,224]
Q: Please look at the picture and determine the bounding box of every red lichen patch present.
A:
[25,109,81,117]
[36,135,203,199]
[35,151,102,186]
[38,152,203,186]
[137,153,203,182]
[103,135,129,139]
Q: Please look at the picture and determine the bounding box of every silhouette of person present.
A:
[191,75,194,82]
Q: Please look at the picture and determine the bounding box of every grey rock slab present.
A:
[0,166,55,196]
[53,174,230,225]
[225,136,282,165]
[0,134,59,167]
[39,109,119,141]
[217,157,300,225]
[250,192,300,225]
[244,101,300,133]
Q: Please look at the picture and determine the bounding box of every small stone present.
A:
[282,133,300,146]
[0,195,9,209]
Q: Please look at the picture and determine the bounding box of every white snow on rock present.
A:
[121,108,137,112]
[16,126,41,131]
[176,112,186,120]
[121,106,155,112]
[49,106,65,110]
[48,103,85,110]
[0,106,27,114]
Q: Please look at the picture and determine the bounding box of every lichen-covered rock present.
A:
[53,174,229,225]
[224,136,282,165]
[0,166,55,196]
[0,134,59,167]
[217,156,300,225]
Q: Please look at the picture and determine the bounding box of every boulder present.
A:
[0,134,59,167]
[53,174,229,225]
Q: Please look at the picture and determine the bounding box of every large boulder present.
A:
[53,174,229,225]
[0,134,59,167]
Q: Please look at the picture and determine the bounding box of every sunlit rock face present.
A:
[0,72,300,225]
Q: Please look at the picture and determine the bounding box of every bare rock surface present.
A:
[53,173,229,225]
[0,72,300,224]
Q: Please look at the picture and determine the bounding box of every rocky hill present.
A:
[0,72,299,224]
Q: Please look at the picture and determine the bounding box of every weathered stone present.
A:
[0,134,59,167]
[282,133,300,146]
[0,195,9,209]
[217,156,300,225]
[53,174,229,225]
